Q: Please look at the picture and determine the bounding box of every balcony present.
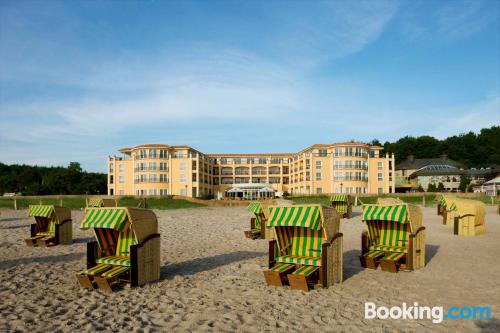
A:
[134,167,169,172]
[134,179,169,184]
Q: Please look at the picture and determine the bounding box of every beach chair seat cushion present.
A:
[383,252,405,261]
[270,263,295,273]
[85,264,112,276]
[369,244,408,253]
[364,250,385,258]
[101,266,129,279]
[96,256,131,267]
[276,255,321,266]
[291,265,319,277]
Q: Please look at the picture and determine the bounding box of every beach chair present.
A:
[330,194,352,218]
[377,197,404,205]
[263,204,343,291]
[244,202,267,239]
[76,207,160,292]
[87,198,117,208]
[450,198,486,236]
[360,203,425,273]
[25,205,72,247]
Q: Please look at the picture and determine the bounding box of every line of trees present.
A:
[371,126,500,168]
[0,162,106,195]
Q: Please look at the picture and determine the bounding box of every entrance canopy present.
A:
[225,183,275,200]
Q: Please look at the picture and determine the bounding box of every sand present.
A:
[0,205,499,332]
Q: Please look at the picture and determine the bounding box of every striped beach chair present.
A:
[360,203,425,273]
[449,198,486,236]
[87,198,117,208]
[330,194,352,218]
[263,204,343,291]
[25,205,72,247]
[244,202,270,239]
[76,207,160,292]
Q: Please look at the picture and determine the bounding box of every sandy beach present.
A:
[0,205,499,332]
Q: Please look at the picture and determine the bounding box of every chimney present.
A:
[408,154,415,163]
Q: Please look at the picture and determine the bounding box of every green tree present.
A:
[427,183,437,192]
[437,182,445,192]
[459,176,471,193]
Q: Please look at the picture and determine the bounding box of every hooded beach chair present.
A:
[87,198,117,208]
[330,194,352,218]
[360,203,425,273]
[263,204,343,291]
[244,202,265,239]
[25,205,72,247]
[449,198,486,236]
[76,207,160,292]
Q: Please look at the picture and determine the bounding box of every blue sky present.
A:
[0,0,499,172]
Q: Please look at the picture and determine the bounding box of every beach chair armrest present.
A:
[411,226,426,237]
[86,240,99,269]
[324,232,343,247]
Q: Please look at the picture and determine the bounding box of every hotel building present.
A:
[108,142,395,198]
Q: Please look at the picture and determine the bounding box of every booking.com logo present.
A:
[365,302,491,324]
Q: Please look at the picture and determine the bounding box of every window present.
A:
[109,164,114,172]
[119,176,125,183]
[180,173,186,182]
[378,173,383,181]
[160,174,168,182]
[377,162,383,170]
[159,149,167,158]
[316,172,322,181]
[234,158,241,164]
[345,147,353,156]
[180,161,186,170]
[315,161,322,169]
[318,149,327,157]
[334,148,342,157]
[160,162,167,171]
[119,164,125,172]
[378,187,383,194]
[192,173,197,182]
[259,158,267,164]
[149,149,157,158]
[316,187,322,194]
[109,175,114,184]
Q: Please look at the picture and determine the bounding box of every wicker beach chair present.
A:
[25,205,72,247]
[330,194,352,218]
[76,207,160,292]
[263,204,343,291]
[360,203,425,273]
[87,198,117,208]
[449,198,486,236]
[377,197,404,205]
[243,202,275,239]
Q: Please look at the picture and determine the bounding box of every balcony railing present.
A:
[134,167,169,172]
[333,177,368,182]
[134,179,169,184]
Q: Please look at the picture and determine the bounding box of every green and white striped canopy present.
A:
[81,208,129,231]
[28,205,55,218]
[330,194,348,202]
[246,202,263,214]
[448,202,457,211]
[437,196,447,206]
[267,205,322,230]
[87,198,104,207]
[362,204,408,223]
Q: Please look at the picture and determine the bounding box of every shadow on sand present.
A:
[0,217,26,222]
[425,244,440,264]
[0,252,84,269]
[72,237,93,244]
[160,250,266,280]
[0,224,28,230]
[476,318,500,332]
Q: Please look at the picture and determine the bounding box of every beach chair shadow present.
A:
[72,237,94,244]
[0,217,26,222]
[476,318,500,332]
[425,244,439,264]
[160,251,266,279]
[0,224,28,230]
[0,252,84,269]
[343,249,364,280]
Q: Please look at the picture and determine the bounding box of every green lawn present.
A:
[0,197,205,210]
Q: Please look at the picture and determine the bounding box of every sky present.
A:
[0,0,499,172]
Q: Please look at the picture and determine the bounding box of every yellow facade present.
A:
[107,142,395,197]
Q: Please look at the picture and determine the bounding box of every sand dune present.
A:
[0,206,499,332]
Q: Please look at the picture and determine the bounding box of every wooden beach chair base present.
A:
[263,263,295,287]
[380,252,406,273]
[36,236,55,247]
[76,264,113,290]
[287,266,319,292]
[94,266,130,293]
[244,229,261,239]
[360,250,384,269]
[25,235,45,247]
